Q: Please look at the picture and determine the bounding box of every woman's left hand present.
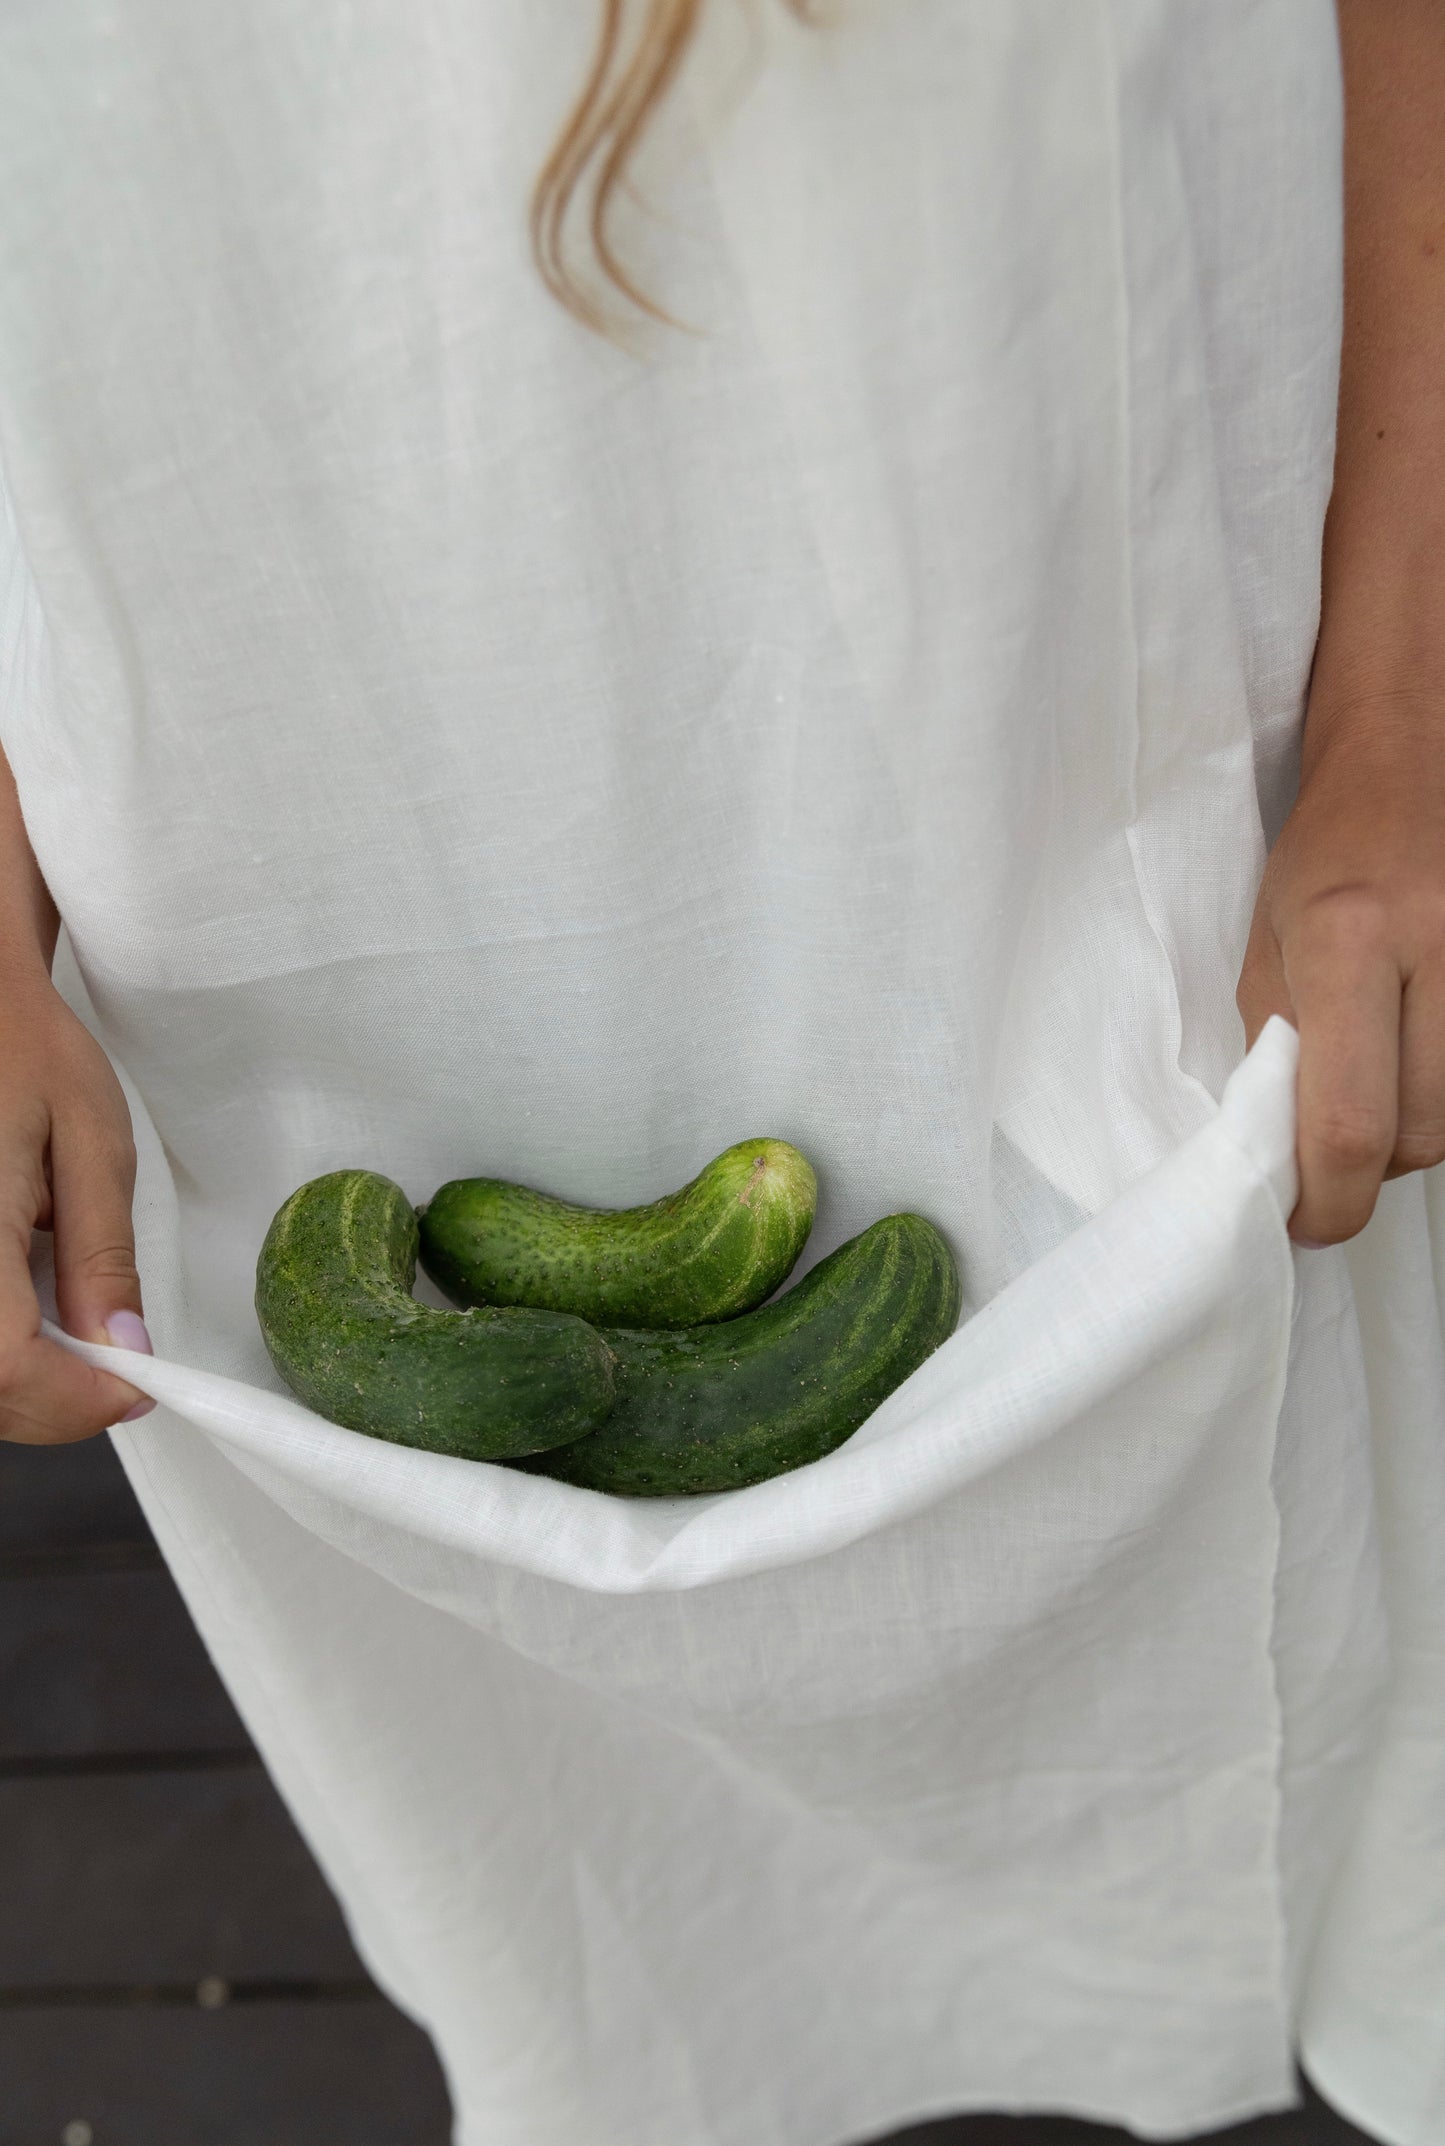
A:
[1239,0,1445,1249]
[1236,696,1445,1249]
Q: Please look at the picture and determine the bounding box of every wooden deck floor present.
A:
[0,1431,1382,2146]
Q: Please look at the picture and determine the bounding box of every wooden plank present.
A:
[0,1772,367,1985]
[0,2019,1374,2146]
[0,1996,452,2146]
[0,1569,251,1761]
[0,1430,153,1565]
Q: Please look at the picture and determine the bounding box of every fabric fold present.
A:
[45,1014,1302,1599]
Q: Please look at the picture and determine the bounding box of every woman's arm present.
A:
[1237,0,1445,1247]
[0,733,154,1438]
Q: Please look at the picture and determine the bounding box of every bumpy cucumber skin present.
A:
[416,1138,818,1330]
[511,1212,962,1497]
[254,1169,618,1462]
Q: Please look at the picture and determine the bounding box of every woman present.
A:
[0,3,1440,2141]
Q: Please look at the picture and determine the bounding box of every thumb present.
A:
[1236,909,1296,1054]
[49,1102,155,1418]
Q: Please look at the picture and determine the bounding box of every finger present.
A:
[1284,893,1402,1245]
[0,1215,154,1445]
[1235,908,1295,1052]
[1383,953,1445,1181]
[48,1100,147,1355]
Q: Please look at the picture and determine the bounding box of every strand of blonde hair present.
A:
[531,0,817,344]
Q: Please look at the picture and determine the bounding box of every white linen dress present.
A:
[1,4,1441,2143]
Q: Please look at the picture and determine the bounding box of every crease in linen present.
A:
[0,3,1440,2142]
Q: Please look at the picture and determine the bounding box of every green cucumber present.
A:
[512,1212,961,1496]
[255,1169,617,1461]
[417,1137,817,1329]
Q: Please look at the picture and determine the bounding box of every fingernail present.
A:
[105,1311,156,1423]
[1292,1237,1331,1251]
[105,1310,154,1355]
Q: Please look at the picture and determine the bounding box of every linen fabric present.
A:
[0,3,1441,2141]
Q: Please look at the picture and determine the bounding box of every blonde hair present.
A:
[530,0,818,344]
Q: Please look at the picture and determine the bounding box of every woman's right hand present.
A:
[1,971,156,1442]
